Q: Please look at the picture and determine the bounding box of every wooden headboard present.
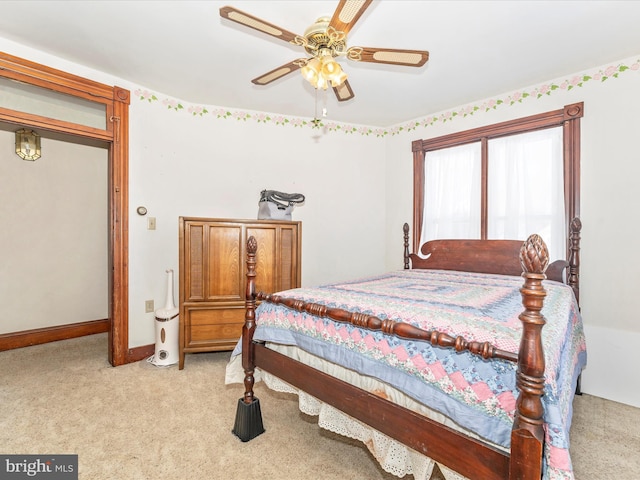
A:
[403,217,581,303]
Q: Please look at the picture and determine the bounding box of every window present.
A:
[412,103,582,260]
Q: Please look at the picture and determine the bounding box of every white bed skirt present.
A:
[225,344,505,479]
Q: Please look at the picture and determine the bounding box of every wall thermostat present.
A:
[136,206,148,216]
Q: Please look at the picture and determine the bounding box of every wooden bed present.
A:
[231,218,584,480]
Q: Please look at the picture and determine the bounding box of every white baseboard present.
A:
[579,324,640,408]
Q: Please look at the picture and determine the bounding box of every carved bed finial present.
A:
[571,217,582,233]
[519,234,549,275]
[247,235,258,255]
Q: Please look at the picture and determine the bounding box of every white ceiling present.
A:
[1,1,640,127]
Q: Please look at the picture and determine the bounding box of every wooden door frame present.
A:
[0,51,130,366]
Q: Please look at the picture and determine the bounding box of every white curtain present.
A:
[488,127,565,260]
[420,142,481,244]
[420,127,565,261]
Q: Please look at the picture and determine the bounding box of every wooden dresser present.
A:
[178,217,301,369]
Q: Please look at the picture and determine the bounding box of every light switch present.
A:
[147,217,156,230]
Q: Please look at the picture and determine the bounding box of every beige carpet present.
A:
[1,334,638,479]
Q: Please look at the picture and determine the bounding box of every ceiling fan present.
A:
[219,0,429,102]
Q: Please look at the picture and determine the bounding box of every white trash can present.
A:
[150,269,179,367]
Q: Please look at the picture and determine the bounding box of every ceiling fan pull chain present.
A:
[311,87,321,128]
[322,88,328,118]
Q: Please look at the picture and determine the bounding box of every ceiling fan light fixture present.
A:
[330,69,348,87]
[301,57,322,83]
[315,74,329,90]
[301,49,347,90]
[320,55,341,77]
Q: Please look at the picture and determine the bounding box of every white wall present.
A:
[0,130,108,333]
[127,99,387,346]
[384,57,640,407]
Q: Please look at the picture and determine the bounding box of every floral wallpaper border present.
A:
[135,56,640,138]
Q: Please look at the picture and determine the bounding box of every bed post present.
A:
[232,236,265,442]
[510,234,548,479]
[403,223,410,269]
[567,217,582,305]
[567,217,583,395]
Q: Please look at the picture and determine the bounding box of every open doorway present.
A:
[0,124,110,341]
[0,52,130,366]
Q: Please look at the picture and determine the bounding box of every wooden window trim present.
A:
[412,102,583,252]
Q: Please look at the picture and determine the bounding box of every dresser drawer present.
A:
[185,306,244,344]
[188,306,245,326]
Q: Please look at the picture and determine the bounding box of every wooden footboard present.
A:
[253,342,511,479]
[234,230,567,480]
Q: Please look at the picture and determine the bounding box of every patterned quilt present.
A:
[250,269,587,480]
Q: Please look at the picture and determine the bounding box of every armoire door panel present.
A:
[207,225,242,300]
[279,227,296,291]
[185,223,205,301]
[247,226,277,294]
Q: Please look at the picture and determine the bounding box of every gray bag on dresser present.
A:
[257,190,305,221]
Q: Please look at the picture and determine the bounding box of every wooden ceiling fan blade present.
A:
[251,60,305,86]
[333,80,355,102]
[220,5,300,43]
[329,0,373,35]
[347,47,429,67]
